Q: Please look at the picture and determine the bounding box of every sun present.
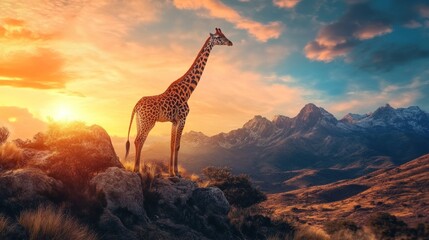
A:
[52,105,74,122]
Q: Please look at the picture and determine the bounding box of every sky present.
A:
[1,0,429,140]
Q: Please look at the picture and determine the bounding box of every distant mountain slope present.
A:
[262,154,429,227]
[175,103,429,192]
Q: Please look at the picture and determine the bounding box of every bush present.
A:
[18,206,98,240]
[294,225,330,240]
[368,212,412,239]
[0,127,9,144]
[202,167,266,208]
[0,214,27,239]
[0,142,24,170]
[0,215,11,237]
[228,207,294,239]
[324,219,360,235]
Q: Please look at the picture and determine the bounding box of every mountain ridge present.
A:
[177,103,429,192]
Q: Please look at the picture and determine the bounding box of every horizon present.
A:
[1,0,429,139]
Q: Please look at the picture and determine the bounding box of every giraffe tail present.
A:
[125,107,136,160]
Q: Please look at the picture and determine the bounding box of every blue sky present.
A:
[1,0,429,138]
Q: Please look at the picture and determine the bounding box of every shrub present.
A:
[202,167,266,208]
[0,214,27,239]
[228,206,294,239]
[18,206,98,240]
[0,142,24,170]
[368,212,412,239]
[0,215,11,237]
[0,127,9,144]
[324,219,360,235]
[294,225,330,240]
[15,132,48,150]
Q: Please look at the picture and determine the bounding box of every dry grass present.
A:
[0,141,24,169]
[330,227,376,240]
[0,127,9,144]
[294,225,330,240]
[0,215,12,237]
[122,160,134,172]
[18,206,98,240]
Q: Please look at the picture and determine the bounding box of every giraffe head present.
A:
[210,28,233,46]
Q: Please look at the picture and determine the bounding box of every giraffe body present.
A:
[125,28,232,176]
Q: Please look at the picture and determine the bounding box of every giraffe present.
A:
[125,28,233,176]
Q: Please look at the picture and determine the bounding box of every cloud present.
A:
[273,0,300,9]
[0,106,47,139]
[0,48,70,89]
[327,79,427,117]
[304,3,391,62]
[173,0,283,42]
[357,44,429,72]
[0,18,54,40]
[304,40,356,62]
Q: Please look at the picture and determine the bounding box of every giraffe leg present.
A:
[173,120,186,177]
[169,122,178,177]
[134,121,155,173]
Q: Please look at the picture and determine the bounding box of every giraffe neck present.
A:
[176,37,214,99]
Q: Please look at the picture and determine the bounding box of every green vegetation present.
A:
[202,166,266,208]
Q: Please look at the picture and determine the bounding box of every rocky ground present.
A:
[0,123,242,240]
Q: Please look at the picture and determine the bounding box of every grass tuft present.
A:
[294,225,330,240]
[18,206,98,240]
[0,142,24,170]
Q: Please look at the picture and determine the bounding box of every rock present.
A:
[0,168,63,213]
[191,187,230,215]
[44,124,123,184]
[90,167,147,223]
[152,177,197,205]
[98,209,138,240]
[152,219,209,240]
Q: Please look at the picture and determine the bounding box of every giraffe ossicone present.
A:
[125,28,233,176]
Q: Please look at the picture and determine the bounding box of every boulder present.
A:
[0,168,63,212]
[191,187,230,215]
[90,167,146,222]
[152,177,197,205]
[98,209,138,240]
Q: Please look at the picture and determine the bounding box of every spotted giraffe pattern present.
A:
[125,28,233,176]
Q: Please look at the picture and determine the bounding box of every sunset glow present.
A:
[0,0,428,140]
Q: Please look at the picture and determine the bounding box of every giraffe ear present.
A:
[210,33,214,37]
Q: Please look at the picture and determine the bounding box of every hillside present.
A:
[262,154,429,227]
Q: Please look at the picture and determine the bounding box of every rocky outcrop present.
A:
[91,167,148,240]
[91,167,146,219]
[0,168,62,213]
[192,187,230,215]
[152,177,197,205]
[0,124,243,239]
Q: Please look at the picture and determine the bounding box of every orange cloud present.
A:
[304,3,391,62]
[353,23,392,40]
[304,41,354,62]
[173,0,283,42]
[0,48,70,89]
[273,0,300,9]
[0,18,54,40]
[0,106,47,139]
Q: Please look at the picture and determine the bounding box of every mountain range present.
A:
[173,103,429,192]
